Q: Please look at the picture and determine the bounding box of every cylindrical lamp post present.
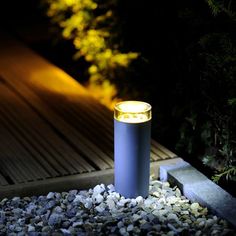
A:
[114,101,151,198]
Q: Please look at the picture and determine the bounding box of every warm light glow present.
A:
[86,79,121,110]
[114,101,151,123]
[44,0,139,110]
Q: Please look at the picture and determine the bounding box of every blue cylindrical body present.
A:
[114,119,151,198]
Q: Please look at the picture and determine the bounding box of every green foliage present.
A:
[42,0,138,108]
[176,3,236,183]
[212,166,236,182]
[197,13,236,183]
[228,98,236,106]
[206,0,236,19]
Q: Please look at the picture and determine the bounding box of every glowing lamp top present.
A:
[114,101,151,123]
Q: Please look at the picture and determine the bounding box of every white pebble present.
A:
[159,209,168,216]
[152,191,160,198]
[95,204,105,213]
[28,225,35,232]
[119,227,126,235]
[206,219,214,227]
[199,221,205,228]
[181,210,189,215]
[117,221,124,228]
[175,188,181,197]
[132,214,141,221]
[117,198,130,207]
[163,182,170,187]
[72,221,83,227]
[84,198,93,209]
[195,230,202,236]
[190,202,200,211]
[136,196,144,205]
[129,199,137,207]
[73,195,83,204]
[93,193,103,204]
[167,231,175,236]
[106,198,115,210]
[93,184,105,194]
[60,229,71,234]
[144,198,155,208]
[173,206,181,212]
[107,184,115,192]
[167,196,178,204]
[46,192,55,199]
[109,192,120,202]
[152,210,160,216]
[127,224,134,231]
[167,213,179,222]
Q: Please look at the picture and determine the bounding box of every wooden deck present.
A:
[0,32,179,198]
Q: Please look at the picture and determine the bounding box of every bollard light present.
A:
[114,101,151,198]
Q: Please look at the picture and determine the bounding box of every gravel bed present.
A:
[0,179,235,236]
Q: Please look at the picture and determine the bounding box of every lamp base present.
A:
[114,119,151,198]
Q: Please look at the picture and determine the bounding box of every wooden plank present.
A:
[0,94,74,176]
[67,95,114,132]
[1,84,94,173]
[151,140,177,158]
[52,101,114,156]
[0,152,24,184]
[0,94,45,181]
[1,135,36,182]
[83,96,114,124]
[0,103,70,176]
[0,119,47,181]
[24,91,114,168]
[79,97,114,134]
[70,102,114,143]
[0,34,113,168]
[0,114,50,180]
[150,152,159,161]
[0,117,29,183]
[0,172,8,186]
[0,72,110,170]
[0,83,94,175]
[1,105,77,176]
[0,110,59,178]
[150,145,169,159]
[41,95,112,146]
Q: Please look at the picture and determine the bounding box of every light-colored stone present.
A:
[93,184,105,194]
[27,225,35,232]
[167,213,179,222]
[93,193,103,204]
[191,202,200,211]
[46,192,55,199]
[136,196,144,205]
[127,224,134,232]
[0,180,234,235]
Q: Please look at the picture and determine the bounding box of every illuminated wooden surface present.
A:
[0,32,177,197]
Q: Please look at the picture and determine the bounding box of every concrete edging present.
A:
[159,158,236,228]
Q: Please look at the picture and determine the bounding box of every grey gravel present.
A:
[0,177,235,235]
